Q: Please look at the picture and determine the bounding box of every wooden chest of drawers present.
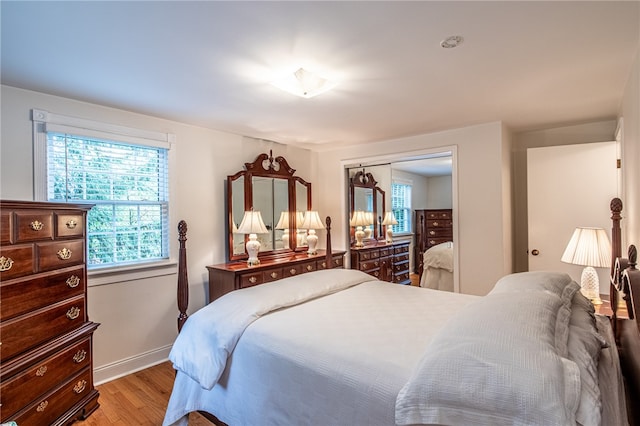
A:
[0,200,99,425]
[414,209,453,273]
[207,250,346,303]
[350,241,411,285]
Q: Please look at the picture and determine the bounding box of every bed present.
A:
[164,198,640,426]
[419,241,454,291]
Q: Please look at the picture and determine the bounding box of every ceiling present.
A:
[2,1,638,150]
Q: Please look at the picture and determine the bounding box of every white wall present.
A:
[0,85,315,382]
[315,122,513,296]
[512,120,618,273]
[619,42,640,249]
[425,175,453,208]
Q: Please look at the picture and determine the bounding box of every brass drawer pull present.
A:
[66,275,80,288]
[66,306,81,320]
[57,248,72,260]
[66,219,78,229]
[0,256,14,271]
[306,265,313,271]
[429,231,436,235]
[321,261,327,268]
[30,220,44,231]
[73,379,87,394]
[270,272,278,279]
[362,262,369,269]
[248,276,257,284]
[432,221,439,226]
[36,400,49,412]
[373,271,379,277]
[289,268,297,275]
[35,365,48,377]
[73,349,87,363]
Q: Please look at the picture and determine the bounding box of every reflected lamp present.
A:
[300,211,325,255]
[350,210,369,248]
[275,211,290,249]
[381,211,398,243]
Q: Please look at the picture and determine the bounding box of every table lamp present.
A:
[350,210,369,247]
[561,227,611,304]
[382,211,398,243]
[300,210,325,255]
[236,210,269,266]
[275,211,290,249]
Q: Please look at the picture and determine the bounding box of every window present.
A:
[391,181,412,234]
[33,109,172,270]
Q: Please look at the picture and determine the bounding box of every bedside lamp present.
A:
[300,210,325,255]
[237,210,269,266]
[382,211,398,243]
[275,211,290,249]
[561,227,611,305]
[350,210,369,248]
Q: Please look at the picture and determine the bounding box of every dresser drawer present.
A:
[1,266,85,321]
[1,337,91,419]
[393,271,410,284]
[427,238,451,248]
[358,249,379,261]
[394,260,410,273]
[1,296,86,362]
[379,247,391,257]
[262,268,284,283]
[394,244,409,254]
[395,253,410,262]
[300,261,317,274]
[15,211,54,243]
[239,272,264,288]
[37,240,85,272]
[283,264,303,277]
[55,213,85,238]
[318,255,344,269]
[9,368,93,426]
[427,219,452,228]
[427,228,453,238]
[366,269,382,280]
[426,210,452,220]
[0,244,35,281]
[1,210,12,244]
[359,259,380,272]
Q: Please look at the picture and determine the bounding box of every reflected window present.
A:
[391,181,412,234]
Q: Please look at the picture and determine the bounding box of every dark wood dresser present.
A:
[0,200,99,425]
[350,240,411,285]
[207,250,346,303]
[414,209,453,273]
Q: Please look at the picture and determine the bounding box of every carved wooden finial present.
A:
[629,245,637,268]
[178,220,188,242]
[611,197,623,217]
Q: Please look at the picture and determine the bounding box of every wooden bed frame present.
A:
[173,201,640,425]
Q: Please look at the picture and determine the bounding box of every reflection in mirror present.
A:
[226,151,313,262]
[348,168,385,242]
[231,175,245,256]
[295,179,311,247]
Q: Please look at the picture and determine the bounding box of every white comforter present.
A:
[164,269,479,426]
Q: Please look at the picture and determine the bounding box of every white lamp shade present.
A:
[365,212,374,225]
[381,211,398,226]
[561,227,611,268]
[295,211,305,227]
[275,211,289,229]
[236,211,269,234]
[350,210,369,227]
[301,211,325,230]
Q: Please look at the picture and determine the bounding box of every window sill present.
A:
[88,260,178,287]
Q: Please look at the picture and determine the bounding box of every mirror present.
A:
[349,169,385,243]
[227,151,312,262]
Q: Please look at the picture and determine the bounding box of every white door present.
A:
[527,142,618,290]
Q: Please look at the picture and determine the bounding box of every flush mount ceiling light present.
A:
[271,67,337,98]
[440,35,464,49]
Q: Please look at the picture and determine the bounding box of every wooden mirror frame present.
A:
[349,170,385,243]
[227,151,312,262]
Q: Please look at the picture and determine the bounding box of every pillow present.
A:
[395,290,581,426]
[490,271,576,301]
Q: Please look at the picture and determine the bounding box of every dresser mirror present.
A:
[349,169,385,243]
[227,151,312,261]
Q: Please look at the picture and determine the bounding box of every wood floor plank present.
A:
[77,361,211,425]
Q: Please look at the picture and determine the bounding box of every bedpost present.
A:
[177,220,189,332]
[325,216,333,269]
[610,198,623,318]
[623,245,638,322]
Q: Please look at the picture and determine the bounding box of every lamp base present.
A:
[386,227,393,244]
[307,230,318,255]
[246,234,261,267]
[354,227,365,247]
[580,266,602,305]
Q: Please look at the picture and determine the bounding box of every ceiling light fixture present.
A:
[440,35,464,49]
[271,67,336,99]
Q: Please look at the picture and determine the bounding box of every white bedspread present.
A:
[163,270,479,426]
[420,242,454,290]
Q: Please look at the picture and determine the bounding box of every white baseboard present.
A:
[93,344,172,385]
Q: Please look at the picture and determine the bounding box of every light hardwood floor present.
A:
[77,361,211,426]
